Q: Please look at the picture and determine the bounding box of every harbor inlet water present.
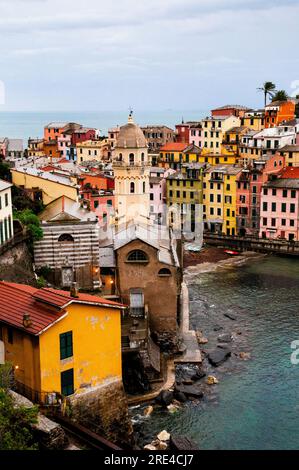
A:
[134,256,299,450]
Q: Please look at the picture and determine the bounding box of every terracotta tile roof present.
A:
[280,167,299,179]
[0,282,125,336]
[160,143,188,152]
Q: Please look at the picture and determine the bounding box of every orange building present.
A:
[43,140,61,160]
[44,122,81,142]
[264,100,295,128]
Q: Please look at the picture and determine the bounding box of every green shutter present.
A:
[60,331,73,360]
[61,369,74,396]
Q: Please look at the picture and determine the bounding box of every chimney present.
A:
[70,282,79,298]
[23,314,32,329]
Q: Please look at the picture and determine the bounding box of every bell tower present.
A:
[113,113,150,226]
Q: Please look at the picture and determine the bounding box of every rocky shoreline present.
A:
[130,249,259,450]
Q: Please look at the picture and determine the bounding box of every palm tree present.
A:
[271,90,289,102]
[257,81,276,106]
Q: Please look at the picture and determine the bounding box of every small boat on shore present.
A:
[224,249,240,256]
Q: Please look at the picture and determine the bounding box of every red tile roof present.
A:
[160,143,188,152]
[280,167,299,179]
[0,282,125,336]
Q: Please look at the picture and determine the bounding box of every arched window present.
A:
[158,268,171,277]
[143,182,146,193]
[129,153,134,165]
[130,182,135,194]
[141,152,145,162]
[274,161,277,167]
[127,250,148,263]
[58,234,74,243]
[119,153,123,161]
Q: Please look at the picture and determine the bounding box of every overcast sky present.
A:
[0,0,299,112]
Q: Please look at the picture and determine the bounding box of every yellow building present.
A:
[202,115,241,154]
[222,126,249,156]
[27,138,45,158]
[11,167,78,205]
[240,110,265,131]
[159,143,201,170]
[76,139,111,164]
[279,145,299,167]
[203,165,241,235]
[166,163,204,233]
[199,151,238,166]
[0,281,125,400]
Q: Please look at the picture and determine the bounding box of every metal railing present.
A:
[13,380,62,406]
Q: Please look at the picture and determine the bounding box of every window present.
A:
[281,203,286,213]
[5,193,8,206]
[263,188,268,195]
[94,201,99,209]
[217,208,221,216]
[130,182,135,194]
[271,218,276,227]
[130,289,144,317]
[291,190,296,198]
[281,219,286,226]
[290,204,295,213]
[143,182,146,193]
[283,189,288,198]
[263,218,267,225]
[60,331,73,360]
[58,234,74,243]
[158,268,171,277]
[7,327,13,344]
[271,202,276,212]
[150,193,154,201]
[129,153,134,164]
[290,219,295,227]
[61,369,74,396]
[263,202,268,211]
[272,189,277,196]
[127,250,148,262]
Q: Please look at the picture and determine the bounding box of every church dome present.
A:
[116,114,147,149]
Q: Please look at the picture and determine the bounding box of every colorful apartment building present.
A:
[236,154,285,236]
[222,126,249,156]
[76,139,111,164]
[44,122,81,142]
[175,123,190,144]
[264,100,296,128]
[28,138,44,158]
[141,125,175,151]
[166,163,204,233]
[159,143,201,170]
[240,110,265,131]
[279,144,299,167]
[202,115,241,154]
[211,104,251,118]
[149,167,175,224]
[259,167,299,241]
[203,165,241,235]
[189,122,203,148]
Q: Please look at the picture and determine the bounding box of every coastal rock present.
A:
[151,440,168,450]
[157,430,170,442]
[182,379,194,385]
[174,391,187,403]
[196,331,209,344]
[206,375,219,385]
[155,390,173,407]
[239,352,251,360]
[208,348,231,367]
[144,405,154,417]
[191,370,206,381]
[175,384,204,399]
[224,313,237,321]
[170,436,199,451]
[218,333,232,343]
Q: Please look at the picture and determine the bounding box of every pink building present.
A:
[149,167,175,224]
[189,122,203,148]
[236,154,285,236]
[259,166,299,241]
[0,138,8,158]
